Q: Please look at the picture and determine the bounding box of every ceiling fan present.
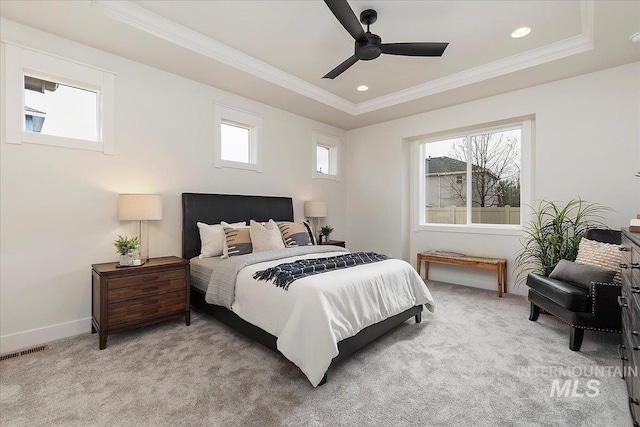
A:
[323,0,449,79]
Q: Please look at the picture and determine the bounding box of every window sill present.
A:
[313,172,339,181]
[415,224,523,236]
[215,159,262,172]
[15,131,111,154]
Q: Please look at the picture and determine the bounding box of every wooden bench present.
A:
[417,251,508,297]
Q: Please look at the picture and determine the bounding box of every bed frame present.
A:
[182,192,423,385]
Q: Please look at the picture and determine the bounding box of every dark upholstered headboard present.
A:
[182,193,294,260]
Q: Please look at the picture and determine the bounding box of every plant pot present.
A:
[119,254,131,266]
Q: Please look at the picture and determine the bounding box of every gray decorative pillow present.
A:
[223,226,252,258]
[549,259,617,289]
[277,221,315,247]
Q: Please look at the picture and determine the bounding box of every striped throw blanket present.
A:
[252,252,389,290]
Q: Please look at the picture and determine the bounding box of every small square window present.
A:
[312,132,340,181]
[221,122,250,163]
[214,104,262,172]
[316,145,331,174]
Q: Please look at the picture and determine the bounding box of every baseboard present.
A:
[0,317,92,355]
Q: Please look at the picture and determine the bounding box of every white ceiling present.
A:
[1,1,639,130]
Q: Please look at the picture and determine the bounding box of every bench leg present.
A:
[502,262,508,294]
[416,254,421,277]
[497,265,503,298]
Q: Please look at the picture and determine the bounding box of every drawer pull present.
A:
[633,331,639,336]
[142,299,158,306]
[142,276,159,282]
[620,263,629,269]
[142,309,159,316]
[620,247,630,252]
[619,296,629,308]
[619,344,629,361]
[631,263,640,269]
[142,287,158,292]
[631,397,639,405]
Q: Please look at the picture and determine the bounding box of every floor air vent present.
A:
[0,345,48,361]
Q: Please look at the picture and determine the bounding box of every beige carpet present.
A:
[0,282,631,426]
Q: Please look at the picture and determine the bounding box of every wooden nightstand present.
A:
[91,256,190,349]
[322,240,346,248]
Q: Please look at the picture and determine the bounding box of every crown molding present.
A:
[89,0,356,115]
[90,0,594,117]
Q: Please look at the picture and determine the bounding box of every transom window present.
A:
[413,119,532,231]
[4,43,115,154]
[221,122,251,163]
[214,104,263,172]
[312,132,340,180]
[24,76,99,141]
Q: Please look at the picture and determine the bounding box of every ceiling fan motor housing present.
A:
[355,33,382,60]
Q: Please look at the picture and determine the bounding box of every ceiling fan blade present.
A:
[324,0,368,43]
[381,42,449,57]
[323,55,359,79]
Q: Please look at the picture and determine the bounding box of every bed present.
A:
[182,193,434,386]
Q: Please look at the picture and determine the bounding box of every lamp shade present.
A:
[304,201,327,218]
[119,194,163,221]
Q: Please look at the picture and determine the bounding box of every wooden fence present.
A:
[425,206,520,225]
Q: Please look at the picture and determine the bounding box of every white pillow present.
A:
[250,219,285,253]
[197,221,245,258]
[221,221,250,259]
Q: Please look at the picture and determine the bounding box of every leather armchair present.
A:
[527,229,622,351]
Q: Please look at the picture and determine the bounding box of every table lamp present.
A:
[304,201,327,243]
[118,194,163,263]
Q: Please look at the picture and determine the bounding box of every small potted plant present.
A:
[113,235,140,266]
[319,225,334,244]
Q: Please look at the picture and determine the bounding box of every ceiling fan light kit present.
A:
[323,0,449,79]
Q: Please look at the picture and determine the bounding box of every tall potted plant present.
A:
[515,198,611,285]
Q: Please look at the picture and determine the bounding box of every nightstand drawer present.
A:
[108,277,186,302]
[108,289,186,326]
[108,268,185,290]
[92,256,190,349]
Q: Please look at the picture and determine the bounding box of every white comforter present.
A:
[231,251,435,387]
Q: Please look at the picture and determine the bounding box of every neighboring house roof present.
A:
[425,156,498,180]
[425,156,467,175]
[25,106,46,115]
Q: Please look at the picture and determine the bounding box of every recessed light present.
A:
[511,27,532,38]
[631,31,640,43]
[357,85,369,92]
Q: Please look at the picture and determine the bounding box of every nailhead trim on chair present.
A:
[531,302,622,334]
[590,281,621,316]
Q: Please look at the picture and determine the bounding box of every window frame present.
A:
[411,119,533,235]
[4,43,115,154]
[214,104,263,172]
[312,132,340,181]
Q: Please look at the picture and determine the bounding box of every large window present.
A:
[4,43,115,154]
[214,104,263,172]
[414,120,532,230]
[312,132,340,180]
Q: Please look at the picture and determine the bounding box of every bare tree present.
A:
[447,133,520,207]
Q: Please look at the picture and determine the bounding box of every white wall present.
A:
[346,62,640,296]
[0,20,346,353]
